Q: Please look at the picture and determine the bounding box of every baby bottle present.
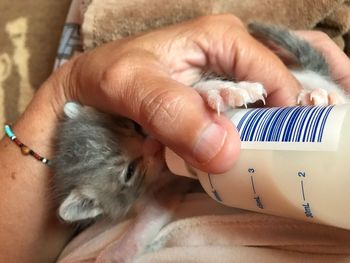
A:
[165,104,350,230]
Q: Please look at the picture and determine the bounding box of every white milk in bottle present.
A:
[165,105,350,229]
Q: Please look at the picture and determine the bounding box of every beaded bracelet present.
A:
[4,124,51,165]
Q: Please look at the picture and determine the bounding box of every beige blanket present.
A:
[0,1,72,132]
[81,0,350,54]
[57,193,350,262]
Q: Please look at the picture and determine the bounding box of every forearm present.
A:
[0,65,74,262]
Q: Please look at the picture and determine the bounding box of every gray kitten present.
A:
[52,102,165,223]
[52,24,349,225]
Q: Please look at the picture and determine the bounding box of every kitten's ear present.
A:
[59,189,104,222]
[64,102,82,119]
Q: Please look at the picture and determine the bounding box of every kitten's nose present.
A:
[143,137,163,156]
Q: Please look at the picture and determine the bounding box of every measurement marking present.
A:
[250,176,256,194]
[298,172,314,219]
[249,172,264,209]
[207,173,222,202]
[254,196,264,209]
[302,203,314,218]
[301,180,306,201]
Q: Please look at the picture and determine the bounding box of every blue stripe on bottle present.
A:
[270,107,293,142]
[293,106,309,142]
[318,106,333,142]
[236,106,333,142]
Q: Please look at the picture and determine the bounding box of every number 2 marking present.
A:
[298,171,306,177]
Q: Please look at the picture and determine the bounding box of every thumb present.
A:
[127,74,240,174]
[71,49,240,174]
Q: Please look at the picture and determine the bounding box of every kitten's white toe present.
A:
[193,79,266,114]
[245,82,267,105]
[297,90,310,105]
[297,88,348,106]
[220,87,250,108]
[221,82,266,108]
[293,70,349,106]
[199,88,226,114]
[310,88,329,106]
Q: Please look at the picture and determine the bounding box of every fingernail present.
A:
[193,123,227,164]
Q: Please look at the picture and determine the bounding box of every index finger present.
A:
[192,15,301,106]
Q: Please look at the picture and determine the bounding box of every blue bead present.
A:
[4,125,15,138]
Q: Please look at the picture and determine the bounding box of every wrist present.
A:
[0,60,76,262]
[10,58,77,159]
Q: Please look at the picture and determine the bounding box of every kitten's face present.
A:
[93,119,166,219]
[55,103,166,222]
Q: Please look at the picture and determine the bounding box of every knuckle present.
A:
[101,55,135,88]
[99,53,140,99]
[312,31,331,42]
[220,14,245,27]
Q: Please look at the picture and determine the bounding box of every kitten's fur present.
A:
[249,23,349,105]
[52,102,165,223]
[53,24,349,225]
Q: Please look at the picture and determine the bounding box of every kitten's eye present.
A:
[125,158,141,182]
[133,122,146,137]
[125,163,135,182]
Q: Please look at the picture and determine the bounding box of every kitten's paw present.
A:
[193,80,266,114]
[297,88,348,106]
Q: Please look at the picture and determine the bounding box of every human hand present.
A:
[52,14,303,174]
